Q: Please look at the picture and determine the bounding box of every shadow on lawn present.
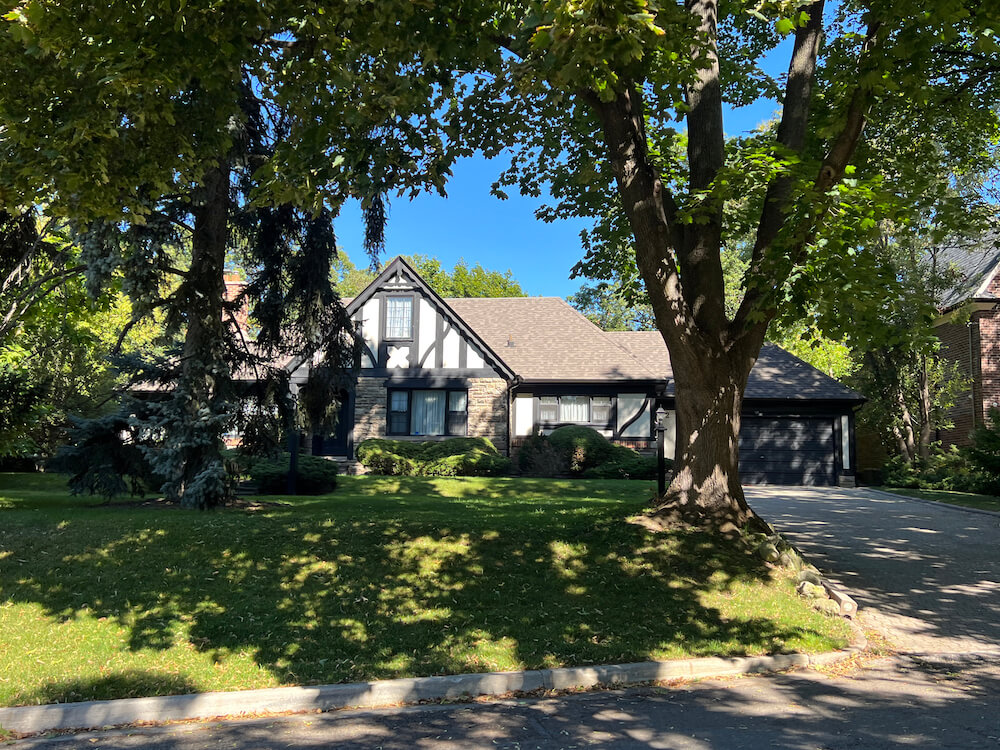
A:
[29,673,200,706]
[1,486,841,706]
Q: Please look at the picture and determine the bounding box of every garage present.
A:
[739,416,838,486]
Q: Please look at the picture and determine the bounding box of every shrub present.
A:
[516,434,568,477]
[355,437,510,477]
[581,449,665,480]
[547,425,615,473]
[354,439,420,475]
[882,445,998,495]
[251,453,339,495]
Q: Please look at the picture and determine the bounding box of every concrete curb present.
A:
[863,487,1000,519]
[0,652,855,736]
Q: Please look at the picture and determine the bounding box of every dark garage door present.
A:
[739,417,836,486]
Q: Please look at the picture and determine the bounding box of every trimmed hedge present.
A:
[581,445,664,479]
[355,437,511,477]
[250,453,339,495]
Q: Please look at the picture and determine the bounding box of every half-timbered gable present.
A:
[347,257,512,379]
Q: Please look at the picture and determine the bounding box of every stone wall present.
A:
[353,376,387,446]
[467,377,509,451]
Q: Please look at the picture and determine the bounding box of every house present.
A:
[933,236,1000,446]
[309,256,862,486]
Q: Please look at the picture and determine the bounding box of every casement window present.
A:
[384,296,413,339]
[535,395,615,427]
[387,389,468,437]
[388,391,410,434]
[591,396,612,424]
[559,395,590,423]
[538,396,558,422]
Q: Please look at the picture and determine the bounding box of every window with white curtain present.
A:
[559,395,590,422]
[384,296,413,339]
[387,388,467,437]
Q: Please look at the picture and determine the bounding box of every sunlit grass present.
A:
[882,486,1000,513]
[0,472,850,707]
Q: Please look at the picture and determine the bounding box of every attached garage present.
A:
[739,416,838,486]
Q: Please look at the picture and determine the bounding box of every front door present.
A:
[312,390,352,457]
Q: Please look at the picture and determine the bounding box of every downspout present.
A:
[969,319,977,430]
[507,375,523,457]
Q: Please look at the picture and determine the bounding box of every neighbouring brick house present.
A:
[304,256,863,486]
[933,237,1000,446]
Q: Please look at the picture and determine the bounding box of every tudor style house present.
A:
[308,257,863,486]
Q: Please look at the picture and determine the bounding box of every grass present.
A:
[0,472,850,708]
[881,486,1000,513]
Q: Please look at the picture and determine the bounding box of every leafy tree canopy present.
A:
[335,252,526,299]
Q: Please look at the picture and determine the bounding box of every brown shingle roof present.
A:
[609,330,862,401]
[446,297,659,382]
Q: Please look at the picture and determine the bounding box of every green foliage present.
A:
[335,253,525,299]
[967,408,1000,480]
[251,454,339,496]
[547,426,616,474]
[48,410,158,500]
[568,283,656,332]
[517,429,664,479]
[581,448,664,480]
[516,434,569,477]
[882,445,999,495]
[355,437,511,477]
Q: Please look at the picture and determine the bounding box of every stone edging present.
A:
[862,487,1000,519]
[0,651,860,737]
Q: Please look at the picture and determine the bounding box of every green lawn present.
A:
[0,472,849,708]
[881,486,1000,513]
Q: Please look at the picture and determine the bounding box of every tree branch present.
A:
[748,1,826,265]
[733,18,885,335]
[584,85,692,345]
[679,0,728,333]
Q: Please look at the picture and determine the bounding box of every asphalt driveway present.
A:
[747,486,1000,654]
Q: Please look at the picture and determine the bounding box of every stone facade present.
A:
[467,377,509,450]
[350,375,509,454]
[353,376,388,446]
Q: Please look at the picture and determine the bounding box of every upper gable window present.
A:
[384,296,413,339]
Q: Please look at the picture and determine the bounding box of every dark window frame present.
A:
[535,395,615,429]
[385,387,469,437]
[383,295,415,341]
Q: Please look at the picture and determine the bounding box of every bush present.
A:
[547,425,615,473]
[581,447,665,480]
[882,445,999,495]
[516,434,569,477]
[251,453,339,495]
[355,437,511,477]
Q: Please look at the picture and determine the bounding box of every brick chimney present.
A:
[224,272,250,332]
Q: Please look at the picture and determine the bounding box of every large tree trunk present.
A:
[169,162,231,509]
[894,386,918,463]
[917,354,932,459]
[653,340,762,531]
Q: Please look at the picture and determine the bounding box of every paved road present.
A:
[15,654,1000,749]
[747,486,1000,653]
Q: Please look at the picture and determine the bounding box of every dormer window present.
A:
[384,296,413,339]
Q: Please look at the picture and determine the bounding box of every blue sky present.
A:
[335,71,788,298]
